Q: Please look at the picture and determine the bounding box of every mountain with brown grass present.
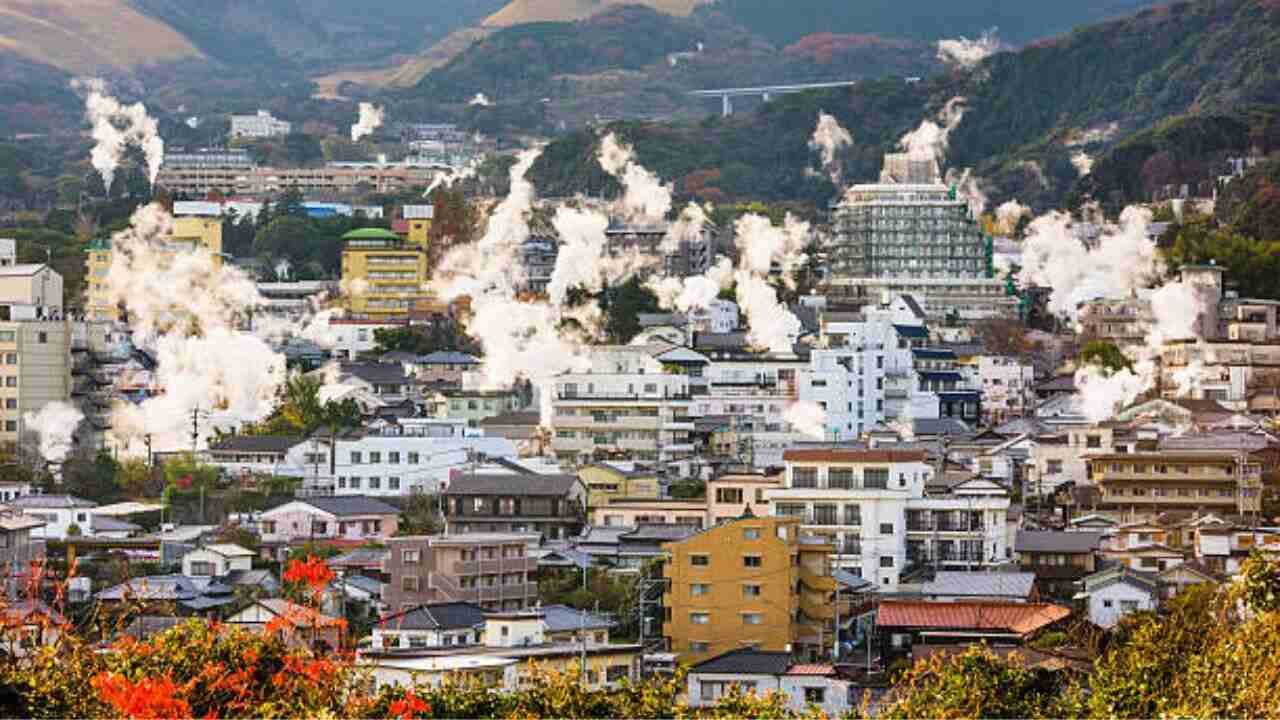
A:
[0,0,200,75]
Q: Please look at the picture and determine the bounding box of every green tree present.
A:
[60,450,122,504]
[1079,340,1133,374]
[877,644,1074,719]
[601,276,660,344]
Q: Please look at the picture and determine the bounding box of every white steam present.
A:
[74,78,164,191]
[809,111,853,184]
[1071,151,1095,177]
[351,102,385,142]
[599,133,673,223]
[994,200,1031,235]
[783,400,828,439]
[24,401,84,464]
[936,29,1000,69]
[469,93,492,107]
[899,97,966,167]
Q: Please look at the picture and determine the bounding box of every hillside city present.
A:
[1,1,1280,718]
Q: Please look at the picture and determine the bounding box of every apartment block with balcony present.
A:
[706,471,782,525]
[768,447,1009,589]
[340,227,430,319]
[442,474,587,541]
[383,533,540,613]
[549,346,696,465]
[661,516,837,664]
[978,355,1036,426]
[1087,449,1264,517]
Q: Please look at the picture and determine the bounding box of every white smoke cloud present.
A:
[899,97,966,167]
[24,401,84,464]
[351,102,385,142]
[469,93,492,107]
[425,156,483,196]
[936,29,1000,69]
[74,78,164,191]
[1071,151,1095,177]
[945,167,987,217]
[809,111,853,185]
[599,133,673,223]
[995,200,1031,234]
[783,400,828,438]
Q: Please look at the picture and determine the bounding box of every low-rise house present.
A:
[0,481,33,503]
[1,513,46,585]
[479,411,541,449]
[206,435,302,480]
[0,600,67,657]
[591,499,707,529]
[383,533,541,613]
[580,463,660,508]
[876,600,1071,662]
[615,523,699,571]
[706,472,781,524]
[442,474,587,541]
[539,604,614,645]
[1078,565,1159,629]
[328,547,390,575]
[1014,531,1103,598]
[226,598,345,650]
[182,543,254,577]
[315,362,415,403]
[1101,542,1185,573]
[8,495,97,540]
[374,601,487,650]
[428,388,523,428]
[685,649,857,717]
[362,609,641,691]
[1157,561,1223,599]
[95,575,242,614]
[259,496,400,552]
[920,572,1038,603]
[334,574,385,609]
[414,351,480,386]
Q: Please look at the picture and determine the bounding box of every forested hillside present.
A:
[529,0,1280,214]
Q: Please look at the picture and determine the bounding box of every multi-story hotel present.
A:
[155,163,436,197]
[767,446,1010,589]
[824,153,1017,322]
[1086,449,1264,518]
[661,516,837,663]
[0,245,72,448]
[383,533,541,614]
[340,223,430,319]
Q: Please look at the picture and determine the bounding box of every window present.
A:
[4,353,14,364]
[716,487,744,504]
[350,477,361,489]
[742,555,762,568]
[189,561,215,576]
[804,688,826,704]
[691,583,710,597]
[742,584,761,598]
[1103,599,1113,608]
[690,554,709,567]
[1046,460,1063,475]
[828,468,854,489]
[401,576,420,591]
[337,477,347,489]
[36,332,47,344]
[690,641,710,654]
[4,399,13,409]
[4,420,14,431]
[389,477,401,490]
[4,377,15,388]
[690,612,710,625]
[880,556,894,568]
[402,549,420,563]
[1140,558,1158,569]
[793,468,818,488]
[864,468,890,489]
[369,452,382,463]
[368,477,381,490]
[880,522,894,535]
[389,452,400,464]
[1086,435,1101,449]
[1120,600,1139,612]
[743,527,760,540]
[0,331,12,342]
[350,452,362,464]
[606,665,629,683]
[408,452,419,464]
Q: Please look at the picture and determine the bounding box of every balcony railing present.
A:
[452,557,539,575]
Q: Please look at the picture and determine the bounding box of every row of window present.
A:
[348,451,423,464]
[337,476,401,491]
[0,332,48,343]
[1105,487,1237,498]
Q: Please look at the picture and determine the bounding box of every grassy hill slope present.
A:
[0,0,200,74]
[483,0,710,26]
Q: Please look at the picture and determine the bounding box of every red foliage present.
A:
[283,555,335,593]
[388,689,431,720]
[784,32,910,62]
[91,673,191,720]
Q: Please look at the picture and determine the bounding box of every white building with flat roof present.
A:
[230,110,291,139]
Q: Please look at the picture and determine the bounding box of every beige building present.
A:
[1087,449,1264,518]
[706,472,782,525]
[0,258,71,448]
[579,463,660,509]
[591,499,707,528]
[156,164,437,197]
[383,533,541,613]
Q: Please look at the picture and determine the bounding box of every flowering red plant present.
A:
[388,689,431,720]
[283,555,335,599]
[91,672,191,719]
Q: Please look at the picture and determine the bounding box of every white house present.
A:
[686,648,855,717]
[1079,566,1159,629]
[8,495,97,540]
[258,496,401,547]
[372,601,487,650]
[182,544,255,577]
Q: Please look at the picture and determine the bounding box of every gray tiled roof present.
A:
[540,604,614,632]
[912,418,972,436]
[381,602,487,631]
[691,648,793,675]
[9,494,96,509]
[418,351,480,365]
[208,435,303,453]
[328,548,390,567]
[90,515,141,533]
[1015,530,1104,554]
[444,474,579,497]
[337,362,412,385]
[923,572,1037,599]
[299,495,400,517]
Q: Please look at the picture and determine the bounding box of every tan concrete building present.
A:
[591,499,707,528]
[662,516,836,663]
[706,472,782,525]
[383,533,541,614]
[0,260,71,448]
[1087,449,1264,518]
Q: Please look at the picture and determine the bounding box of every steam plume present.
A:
[1071,151,1094,177]
[899,97,966,166]
[936,29,1000,68]
[809,112,853,184]
[469,93,492,107]
[599,133,673,223]
[24,401,84,464]
[995,200,1031,234]
[351,102,384,142]
[74,78,164,191]
[783,400,828,438]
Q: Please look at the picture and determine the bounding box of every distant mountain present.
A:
[482,0,711,26]
[713,0,1163,45]
[0,0,200,75]
[527,0,1280,213]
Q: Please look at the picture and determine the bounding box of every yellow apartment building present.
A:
[340,226,430,319]
[85,216,223,322]
[662,516,836,664]
[579,463,660,509]
[1087,450,1264,518]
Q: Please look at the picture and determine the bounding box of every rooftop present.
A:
[922,572,1037,599]
[783,448,928,464]
[8,494,96,510]
[876,600,1071,635]
[379,602,487,632]
[1015,530,1104,554]
[444,474,580,497]
[208,435,303,453]
[296,496,400,517]
[690,647,793,676]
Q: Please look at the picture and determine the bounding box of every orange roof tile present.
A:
[785,664,835,675]
[876,601,1071,636]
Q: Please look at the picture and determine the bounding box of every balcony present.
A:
[800,567,838,592]
[800,596,835,621]
[833,541,862,556]
[452,557,539,575]
[557,392,692,402]
[430,573,539,603]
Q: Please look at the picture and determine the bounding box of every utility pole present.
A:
[144,434,153,468]
[190,407,203,453]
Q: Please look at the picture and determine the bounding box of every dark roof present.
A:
[621,524,699,542]
[444,474,580,497]
[90,515,140,533]
[1169,398,1235,415]
[418,351,480,365]
[691,648,793,675]
[378,351,420,364]
[1036,375,1076,393]
[913,349,957,360]
[119,616,183,641]
[208,435,303,453]
[480,411,540,427]
[328,548,390,567]
[337,362,411,385]
[783,448,927,463]
[919,371,965,383]
[380,602,487,631]
[893,324,929,339]
[299,496,400,517]
[692,332,749,350]
[912,418,973,437]
[8,494,96,509]
[1015,530,1104,554]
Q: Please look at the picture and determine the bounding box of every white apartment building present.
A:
[549,346,696,465]
[230,110,291,139]
[767,447,1009,589]
[328,318,411,361]
[978,356,1036,426]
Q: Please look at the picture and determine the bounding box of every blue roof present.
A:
[540,604,614,632]
[912,348,956,360]
[920,371,964,383]
[893,324,929,338]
